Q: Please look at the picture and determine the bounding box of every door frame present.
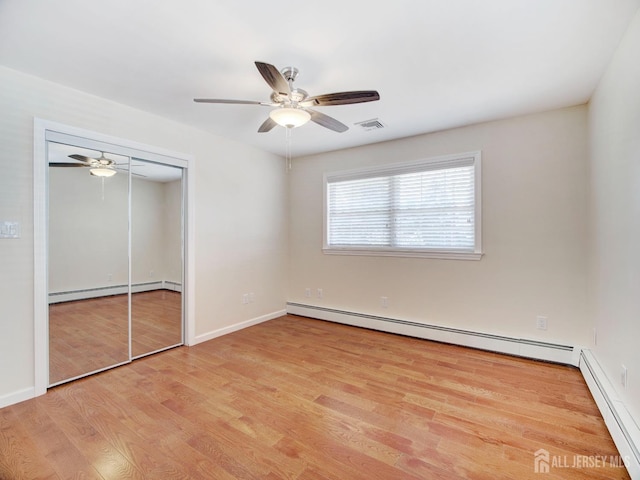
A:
[33,118,196,396]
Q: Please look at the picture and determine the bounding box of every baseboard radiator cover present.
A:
[580,350,640,479]
[286,303,579,366]
[49,281,182,304]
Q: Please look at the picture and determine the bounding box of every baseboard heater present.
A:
[580,350,640,479]
[49,280,182,304]
[286,302,579,366]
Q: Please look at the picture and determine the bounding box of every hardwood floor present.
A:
[49,290,182,385]
[2,315,630,479]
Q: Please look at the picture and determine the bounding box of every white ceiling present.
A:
[1,0,638,157]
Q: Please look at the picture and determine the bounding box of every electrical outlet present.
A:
[242,293,249,305]
[317,288,323,298]
[304,288,311,298]
[381,296,389,308]
[536,315,548,331]
[107,273,112,282]
[621,365,628,389]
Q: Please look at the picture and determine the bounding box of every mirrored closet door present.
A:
[47,142,185,386]
[131,159,184,358]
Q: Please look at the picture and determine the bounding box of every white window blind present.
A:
[325,152,482,260]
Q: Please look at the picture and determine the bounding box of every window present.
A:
[324,151,482,260]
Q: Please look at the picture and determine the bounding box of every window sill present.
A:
[322,247,483,261]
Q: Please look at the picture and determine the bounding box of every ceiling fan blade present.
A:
[255,61,290,97]
[68,154,94,164]
[301,90,380,107]
[308,110,349,133]
[49,162,85,167]
[194,98,266,105]
[258,116,278,133]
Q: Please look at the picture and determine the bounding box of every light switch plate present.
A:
[0,221,20,238]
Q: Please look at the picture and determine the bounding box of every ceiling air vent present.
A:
[355,118,385,131]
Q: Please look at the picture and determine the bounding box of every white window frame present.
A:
[323,151,483,260]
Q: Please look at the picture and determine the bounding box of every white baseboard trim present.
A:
[287,303,578,365]
[0,386,35,409]
[580,350,640,479]
[191,309,287,346]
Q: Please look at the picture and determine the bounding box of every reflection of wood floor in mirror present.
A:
[131,290,182,357]
[49,290,182,385]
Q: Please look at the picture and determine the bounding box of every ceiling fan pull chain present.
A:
[285,127,292,171]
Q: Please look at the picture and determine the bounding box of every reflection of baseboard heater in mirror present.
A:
[49,280,182,304]
[163,281,181,292]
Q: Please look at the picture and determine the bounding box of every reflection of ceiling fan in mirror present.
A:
[194,61,380,133]
[49,153,146,178]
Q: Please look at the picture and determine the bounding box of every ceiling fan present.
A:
[194,61,380,133]
[49,153,145,178]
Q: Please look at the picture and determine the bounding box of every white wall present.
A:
[289,106,589,346]
[588,8,640,426]
[0,65,288,402]
[49,167,128,292]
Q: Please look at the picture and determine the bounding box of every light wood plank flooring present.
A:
[1,315,630,479]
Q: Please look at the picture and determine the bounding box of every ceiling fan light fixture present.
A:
[269,107,311,128]
[89,166,117,178]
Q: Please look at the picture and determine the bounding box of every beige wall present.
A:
[588,9,640,426]
[0,65,288,400]
[289,106,589,345]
